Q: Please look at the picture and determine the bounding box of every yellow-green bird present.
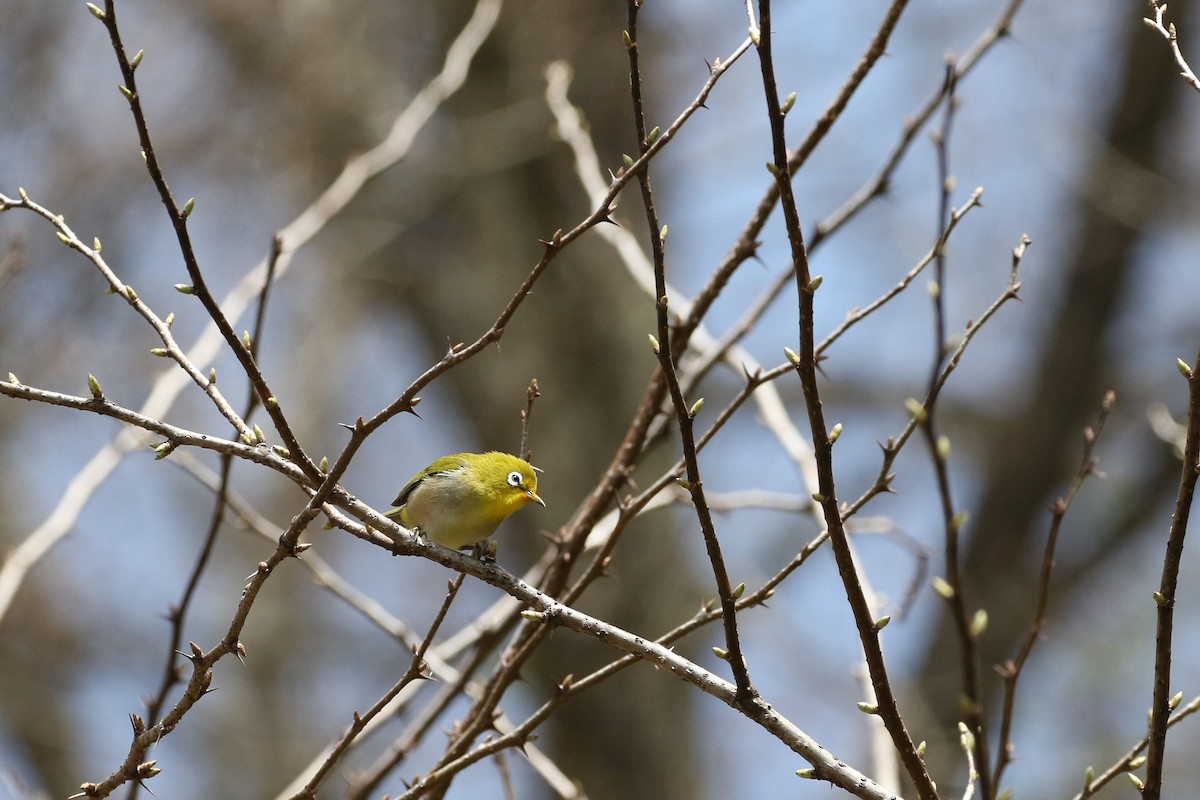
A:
[385,452,545,550]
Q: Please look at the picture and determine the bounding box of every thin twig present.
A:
[1144,0,1200,93]
[1143,346,1200,799]
[919,64,994,798]
[992,391,1116,792]
[1073,695,1200,800]
[288,574,466,799]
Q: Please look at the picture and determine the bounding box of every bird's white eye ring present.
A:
[507,471,523,487]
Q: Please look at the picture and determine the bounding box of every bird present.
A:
[384,451,544,552]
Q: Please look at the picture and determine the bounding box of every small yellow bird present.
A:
[385,452,545,551]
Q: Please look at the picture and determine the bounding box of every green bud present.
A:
[659,224,668,242]
[272,445,290,458]
[781,91,796,115]
[208,368,216,384]
[622,30,632,49]
[783,346,800,366]
[996,790,1012,800]
[931,576,955,599]
[689,397,704,417]
[905,397,927,422]
[1083,766,1094,786]
[180,197,195,219]
[958,721,975,749]
[805,274,823,293]
[319,456,329,473]
[795,768,816,779]
[811,493,826,504]
[164,312,175,327]
[86,3,105,19]
[1170,690,1184,710]
[928,280,940,300]
[647,126,660,143]
[55,231,70,245]
[124,285,138,302]
[748,26,760,46]
[93,237,102,252]
[174,283,195,294]
[766,162,779,176]
[829,422,843,443]
[242,330,252,349]
[1127,773,1144,791]
[265,396,278,408]
[7,373,19,385]
[731,582,745,600]
[240,431,256,446]
[648,333,660,354]
[936,435,951,460]
[130,49,144,69]
[252,423,265,444]
[916,740,927,757]
[676,477,691,491]
[951,509,970,530]
[118,84,134,100]
[149,347,169,357]
[87,373,103,399]
[520,609,545,622]
[873,615,891,631]
[153,442,172,460]
[1129,755,1147,769]
[970,609,988,639]
[856,701,879,715]
[711,646,728,660]
[1154,591,1167,605]
[622,154,634,168]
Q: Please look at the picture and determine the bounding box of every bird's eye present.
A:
[507,471,523,488]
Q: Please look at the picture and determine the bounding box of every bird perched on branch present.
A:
[385,451,544,552]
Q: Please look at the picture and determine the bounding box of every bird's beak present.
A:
[527,490,545,507]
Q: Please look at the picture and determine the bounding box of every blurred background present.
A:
[2,0,1200,798]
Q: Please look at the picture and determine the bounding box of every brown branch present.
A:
[1144,346,1200,799]
[626,0,754,702]
[755,0,936,795]
[919,64,994,798]
[289,574,466,799]
[993,391,1115,792]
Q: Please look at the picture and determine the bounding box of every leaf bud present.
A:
[931,576,955,599]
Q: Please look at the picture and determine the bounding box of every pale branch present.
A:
[1144,0,1200,93]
